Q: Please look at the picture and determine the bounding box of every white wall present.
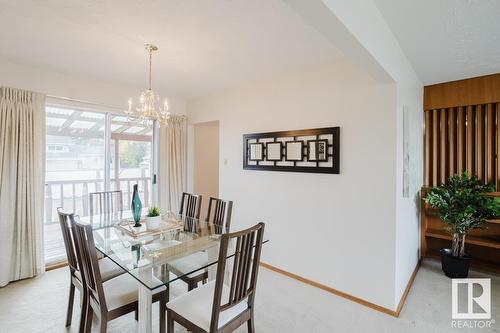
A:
[0,59,186,115]
[316,0,424,306]
[187,58,398,309]
[394,83,423,304]
[286,0,423,307]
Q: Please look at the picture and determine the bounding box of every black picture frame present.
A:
[265,142,282,161]
[243,127,340,174]
[307,139,329,162]
[248,142,264,161]
[285,141,304,161]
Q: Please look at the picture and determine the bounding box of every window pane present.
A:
[44,106,106,265]
[110,116,153,210]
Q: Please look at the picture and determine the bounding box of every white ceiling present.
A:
[0,0,342,98]
[374,0,500,85]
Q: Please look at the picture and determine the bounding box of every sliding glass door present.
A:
[110,115,153,210]
[44,105,155,265]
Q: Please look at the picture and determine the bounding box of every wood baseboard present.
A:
[45,261,68,271]
[260,261,420,317]
[394,260,421,317]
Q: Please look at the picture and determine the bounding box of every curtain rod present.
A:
[46,94,125,111]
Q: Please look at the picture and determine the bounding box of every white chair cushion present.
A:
[103,273,166,311]
[169,251,209,278]
[167,280,248,331]
[98,257,127,281]
[74,257,125,282]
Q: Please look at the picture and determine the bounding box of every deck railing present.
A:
[44,177,151,224]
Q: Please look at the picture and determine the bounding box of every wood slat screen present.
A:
[424,103,500,189]
[422,74,500,274]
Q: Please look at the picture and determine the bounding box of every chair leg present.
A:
[247,310,255,333]
[159,292,167,333]
[84,302,93,333]
[99,318,107,333]
[78,289,88,333]
[167,310,174,333]
[65,282,76,327]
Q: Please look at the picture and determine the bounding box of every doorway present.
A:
[193,121,219,215]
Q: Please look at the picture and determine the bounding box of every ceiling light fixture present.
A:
[126,44,178,126]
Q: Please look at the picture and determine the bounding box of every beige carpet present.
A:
[0,260,498,333]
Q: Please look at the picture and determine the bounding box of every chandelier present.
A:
[127,44,171,126]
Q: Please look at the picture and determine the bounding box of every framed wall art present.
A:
[243,127,340,174]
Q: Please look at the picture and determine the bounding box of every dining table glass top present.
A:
[80,211,235,291]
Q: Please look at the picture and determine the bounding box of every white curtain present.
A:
[158,115,187,214]
[0,87,45,287]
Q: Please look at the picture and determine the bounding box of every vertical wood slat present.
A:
[425,103,499,189]
[486,104,495,183]
[241,231,255,297]
[457,107,466,173]
[236,234,248,299]
[440,109,448,184]
[476,105,485,181]
[466,106,475,174]
[497,103,500,189]
[432,110,440,186]
[424,110,432,186]
[229,236,241,302]
[448,107,457,177]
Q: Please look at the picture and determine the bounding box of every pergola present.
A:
[46,106,153,190]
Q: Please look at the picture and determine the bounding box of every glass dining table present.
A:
[80,210,249,333]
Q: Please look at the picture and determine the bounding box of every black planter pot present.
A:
[440,248,471,278]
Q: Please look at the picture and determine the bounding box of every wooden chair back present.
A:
[183,216,200,234]
[205,197,233,234]
[72,218,108,312]
[179,192,202,219]
[210,222,265,332]
[57,208,79,274]
[89,190,123,216]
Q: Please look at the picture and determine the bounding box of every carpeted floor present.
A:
[0,259,498,332]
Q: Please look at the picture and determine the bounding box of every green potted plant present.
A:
[425,172,499,278]
[146,205,162,230]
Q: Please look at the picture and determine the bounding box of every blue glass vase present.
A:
[131,184,142,227]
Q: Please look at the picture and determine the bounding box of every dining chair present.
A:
[179,192,202,219]
[89,190,123,216]
[166,222,265,333]
[171,197,234,291]
[72,217,168,333]
[205,197,233,234]
[56,208,125,330]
